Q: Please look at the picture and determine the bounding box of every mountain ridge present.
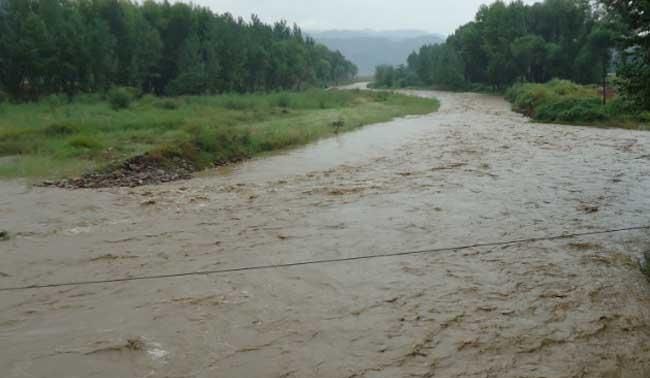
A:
[308,30,445,75]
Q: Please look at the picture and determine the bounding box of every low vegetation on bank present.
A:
[505,80,649,128]
[0,89,439,183]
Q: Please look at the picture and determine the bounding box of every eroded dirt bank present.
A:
[2,90,650,378]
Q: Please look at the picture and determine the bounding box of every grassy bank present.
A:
[505,80,650,129]
[0,89,439,180]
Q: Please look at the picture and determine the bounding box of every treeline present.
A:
[375,0,616,91]
[600,0,650,110]
[0,0,357,101]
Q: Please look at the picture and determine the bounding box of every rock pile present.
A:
[43,154,195,189]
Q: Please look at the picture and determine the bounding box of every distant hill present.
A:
[308,30,445,76]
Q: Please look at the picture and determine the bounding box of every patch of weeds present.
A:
[0,230,10,241]
[372,91,391,102]
[331,118,345,133]
[45,94,67,108]
[639,112,650,123]
[67,135,103,150]
[188,124,253,164]
[224,97,252,110]
[44,122,80,136]
[274,93,292,109]
[108,87,133,110]
[505,80,647,127]
[155,99,180,110]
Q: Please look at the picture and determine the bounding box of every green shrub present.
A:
[274,93,292,108]
[639,112,650,123]
[605,97,639,116]
[536,97,607,123]
[223,96,253,110]
[190,125,252,163]
[155,99,180,110]
[507,84,550,115]
[122,86,142,99]
[108,87,133,110]
[507,80,615,124]
[44,122,80,136]
[67,135,103,150]
[0,128,39,155]
[45,94,67,108]
[372,91,390,102]
[0,90,8,104]
[75,93,103,104]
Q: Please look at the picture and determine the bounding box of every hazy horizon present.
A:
[187,0,538,35]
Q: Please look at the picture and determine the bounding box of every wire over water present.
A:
[1,225,648,293]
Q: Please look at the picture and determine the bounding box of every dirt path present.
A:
[2,90,650,378]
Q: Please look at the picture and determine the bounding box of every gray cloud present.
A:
[188,0,538,35]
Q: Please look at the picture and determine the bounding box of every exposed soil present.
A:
[2,88,650,378]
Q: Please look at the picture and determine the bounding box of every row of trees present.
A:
[376,0,616,91]
[0,0,358,100]
[377,0,650,110]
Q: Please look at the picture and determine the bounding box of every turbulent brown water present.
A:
[2,88,650,377]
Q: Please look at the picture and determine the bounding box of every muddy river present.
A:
[2,89,650,377]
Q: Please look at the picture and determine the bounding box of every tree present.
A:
[600,0,650,109]
[588,26,616,104]
[0,0,48,99]
[511,35,548,82]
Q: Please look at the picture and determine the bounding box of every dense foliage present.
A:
[0,0,357,100]
[505,80,648,125]
[375,0,616,91]
[600,0,650,110]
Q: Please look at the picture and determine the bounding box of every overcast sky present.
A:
[189,0,537,35]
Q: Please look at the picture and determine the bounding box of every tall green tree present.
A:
[600,0,650,109]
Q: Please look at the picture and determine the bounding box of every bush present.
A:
[122,86,142,99]
[223,96,254,110]
[67,135,103,150]
[155,99,180,110]
[45,94,67,108]
[166,71,208,96]
[507,80,614,124]
[274,93,292,108]
[108,87,132,110]
[44,122,80,136]
[507,83,550,116]
[372,91,391,102]
[189,125,252,163]
[639,112,650,123]
[605,97,639,116]
[0,90,8,104]
[536,97,607,123]
[75,93,103,104]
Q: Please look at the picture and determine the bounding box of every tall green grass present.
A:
[0,89,439,179]
[505,79,647,128]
